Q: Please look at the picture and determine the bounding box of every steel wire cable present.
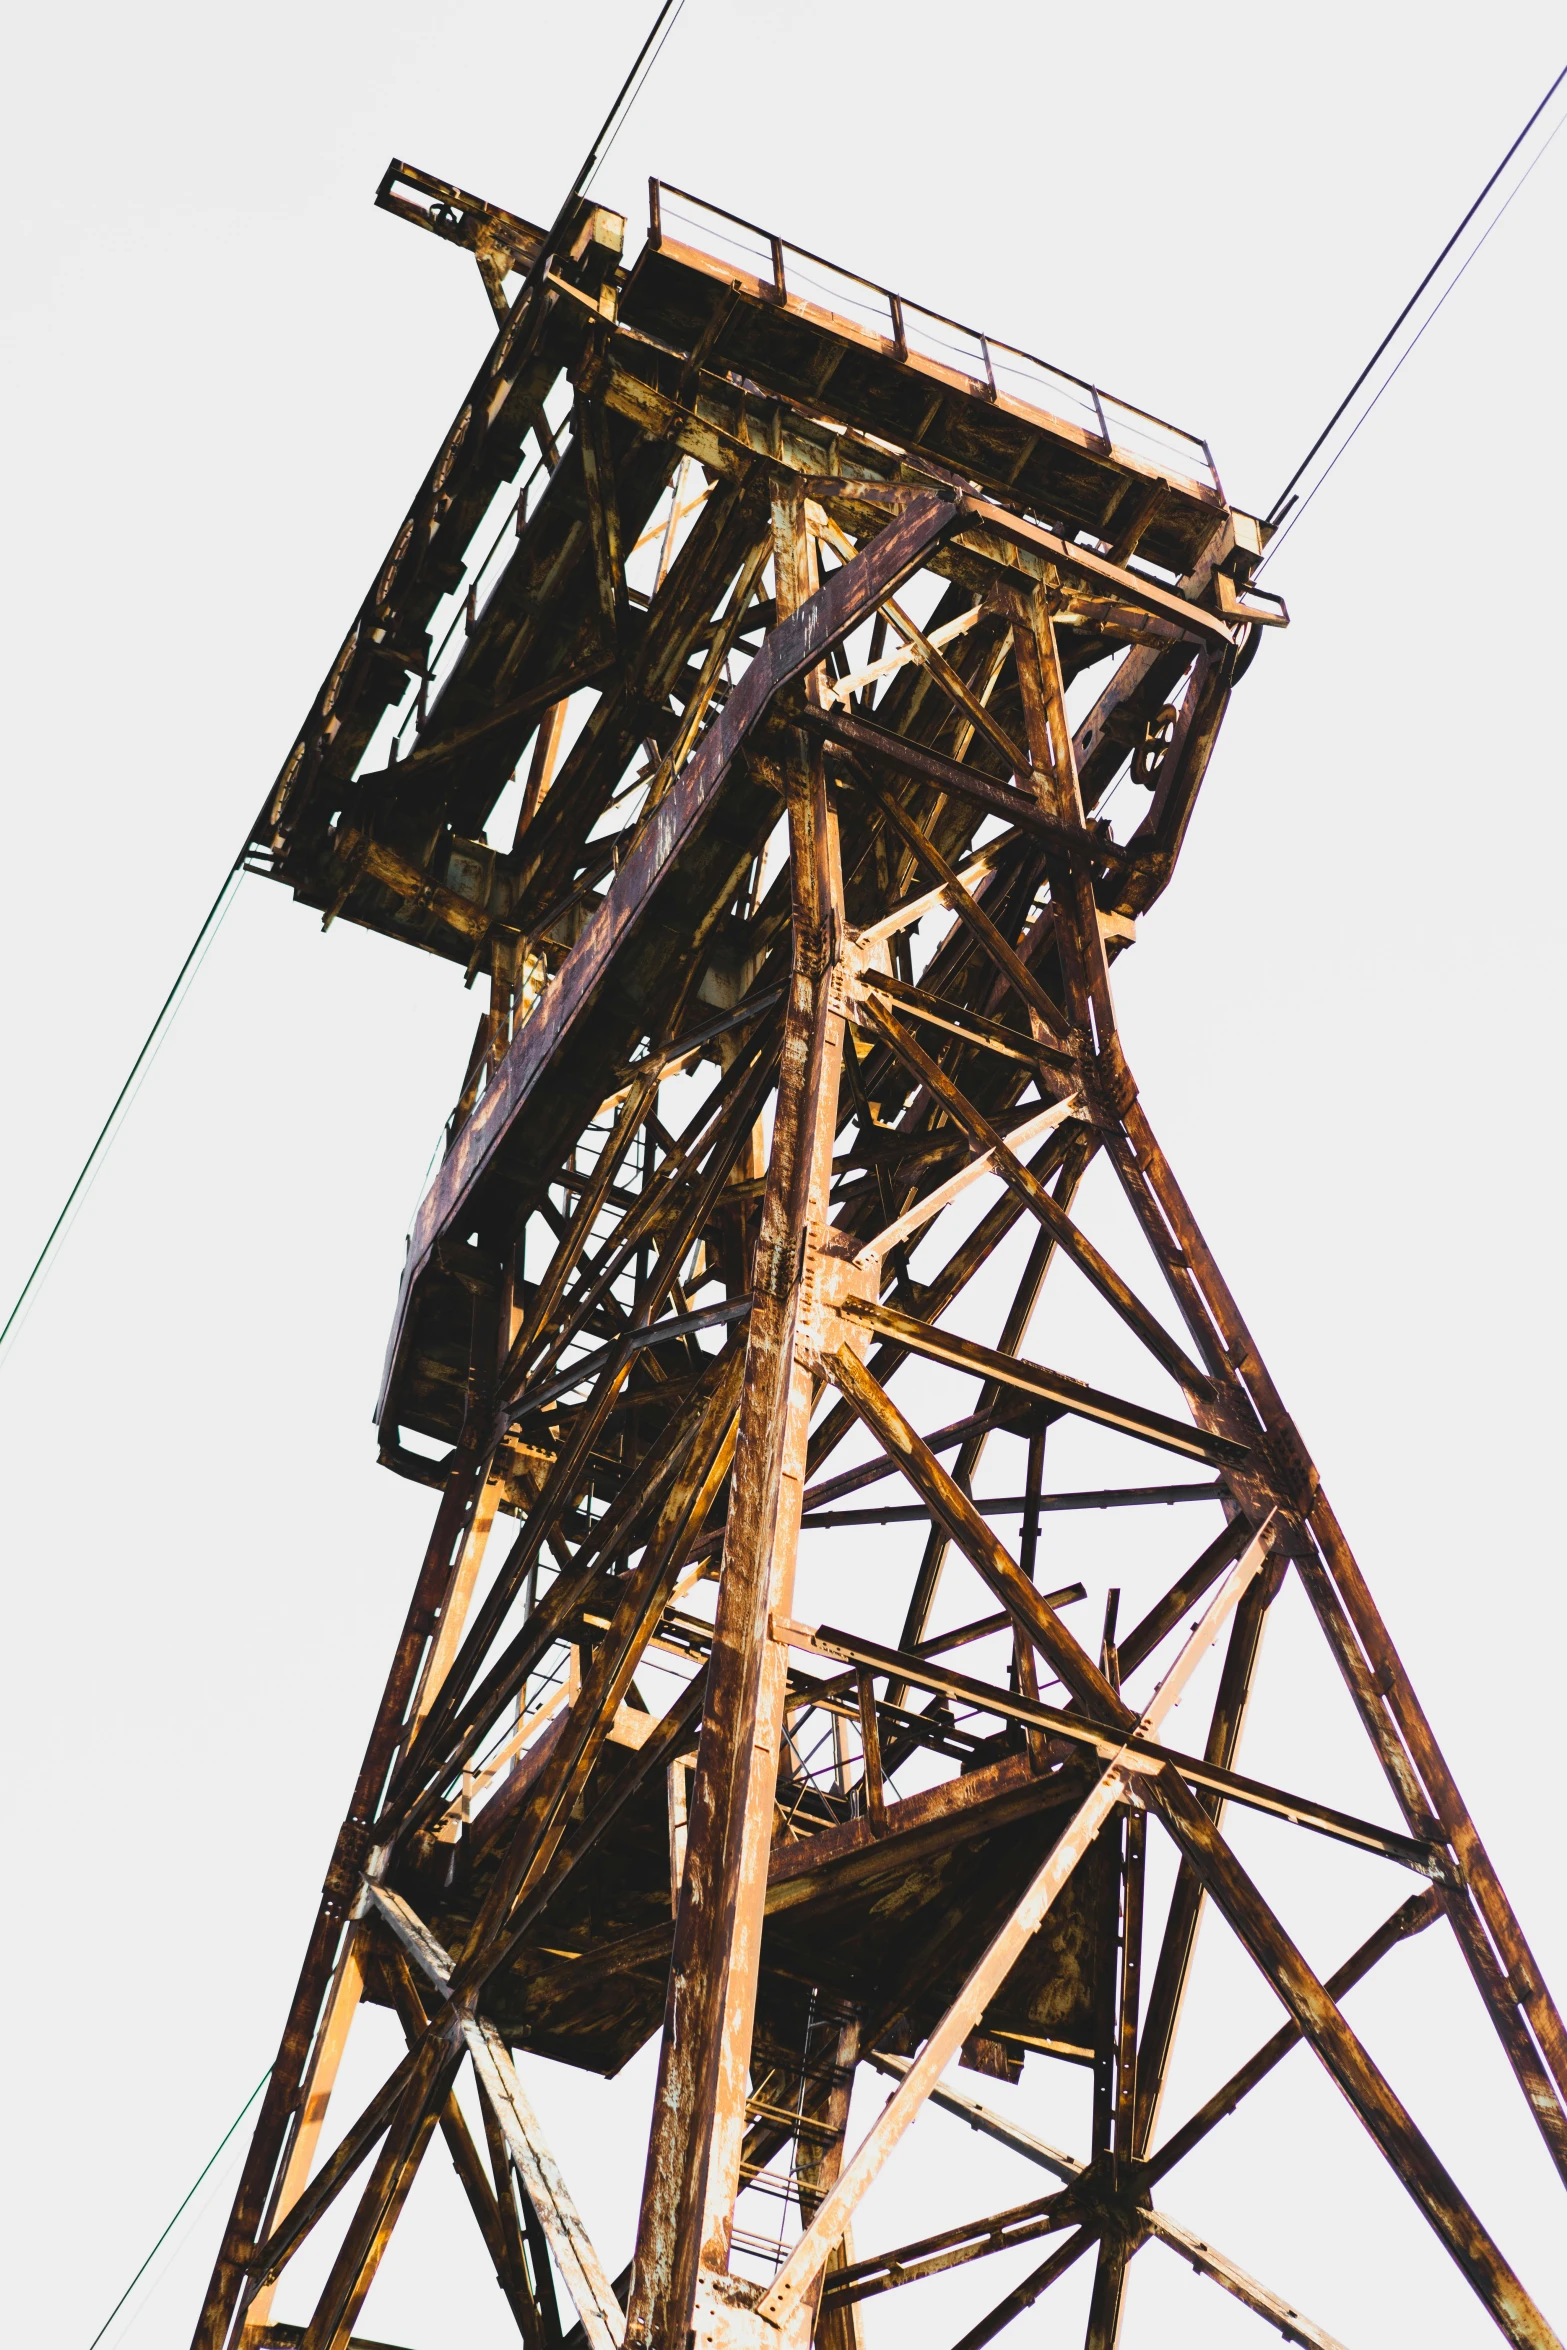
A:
[12,42,1562,1386]
[6,1,696,1388]
[84,2069,270,2350]
[0,857,243,1370]
[1265,55,1567,530]
[582,0,691,191]
[1257,105,1567,575]
[60,0,705,2327]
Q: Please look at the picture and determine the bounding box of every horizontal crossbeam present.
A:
[799,1481,1222,1527]
[837,1297,1250,1467]
[778,1620,1443,1874]
[821,2185,1076,2306]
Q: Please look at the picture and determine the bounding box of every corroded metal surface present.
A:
[200,165,1562,2350]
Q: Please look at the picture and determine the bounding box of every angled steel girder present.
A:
[197,164,1564,2350]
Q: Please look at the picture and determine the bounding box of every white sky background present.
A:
[3,3,1565,2344]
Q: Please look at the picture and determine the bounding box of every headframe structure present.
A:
[196,162,1566,2350]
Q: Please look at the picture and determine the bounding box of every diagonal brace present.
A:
[1141,1769,1560,2350]
[835,1303,1248,1470]
[361,1889,627,2350]
[856,993,1209,1393]
[754,1515,1270,2327]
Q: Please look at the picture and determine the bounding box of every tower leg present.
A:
[197,1437,495,2350]
[629,487,848,2350]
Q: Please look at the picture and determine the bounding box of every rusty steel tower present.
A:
[195,160,1566,2350]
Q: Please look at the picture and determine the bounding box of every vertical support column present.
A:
[1083,2229,1133,2350]
[1113,1811,1146,2168]
[1082,1801,1146,2350]
[795,2016,863,2350]
[628,484,848,2350]
[1089,1819,1120,2172]
[1132,1557,1280,2157]
[1013,1417,1049,1765]
[1085,1814,1128,2350]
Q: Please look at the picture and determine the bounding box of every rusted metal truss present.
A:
[200,166,1561,2350]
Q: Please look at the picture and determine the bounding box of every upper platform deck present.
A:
[246,165,1279,1457]
[249,168,1273,970]
[628,181,1226,567]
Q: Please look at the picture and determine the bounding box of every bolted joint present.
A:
[1086,1035,1139,1123]
[793,917,834,980]
[795,1230,880,1373]
[1263,1421,1320,1514]
[321,1818,372,1907]
[753,1234,803,1302]
[692,2271,808,2350]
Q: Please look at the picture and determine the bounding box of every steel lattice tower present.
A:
[195,161,1566,2350]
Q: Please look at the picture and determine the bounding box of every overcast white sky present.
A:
[3,5,1566,2346]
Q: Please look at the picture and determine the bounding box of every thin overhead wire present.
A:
[582,0,692,193]
[85,2068,269,2350]
[8,32,1553,1376]
[1259,105,1567,574]
[1266,57,1567,525]
[0,858,243,1371]
[0,0,694,1382]
[483,0,690,351]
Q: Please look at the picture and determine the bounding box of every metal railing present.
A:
[349,394,574,783]
[649,180,1222,501]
